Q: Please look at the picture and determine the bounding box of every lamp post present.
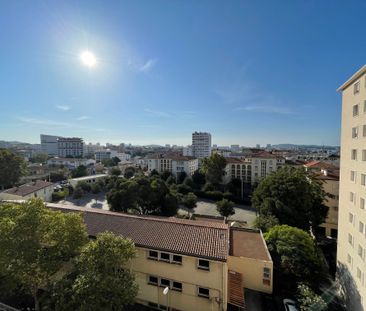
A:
[163,286,169,309]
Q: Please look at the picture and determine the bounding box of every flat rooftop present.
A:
[229,228,271,261]
[70,174,107,181]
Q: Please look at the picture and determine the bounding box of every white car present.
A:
[283,299,298,311]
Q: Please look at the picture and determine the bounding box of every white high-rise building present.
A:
[337,65,366,311]
[192,132,211,159]
[40,134,61,156]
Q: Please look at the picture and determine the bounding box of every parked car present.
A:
[283,299,298,311]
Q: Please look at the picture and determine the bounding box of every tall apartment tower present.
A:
[192,132,212,159]
[57,137,84,158]
[40,134,61,155]
[337,65,366,311]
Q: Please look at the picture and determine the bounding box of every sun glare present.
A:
[80,50,97,68]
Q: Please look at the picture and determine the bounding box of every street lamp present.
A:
[163,286,169,309]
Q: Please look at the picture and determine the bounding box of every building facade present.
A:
[337,65,366,311]
[47,157,95,169]
[40,134,61,156]
[57,137,84,158]
[0,180,54,202]
[192,132,212,159]
[48,204,273,311]
[95,149,118,162]
[147,154,199,177]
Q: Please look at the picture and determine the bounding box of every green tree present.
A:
[264,225,325,288]
[297,283,327,311]
[47,232,138,311]
[177,171,187,184]
[124,167,135,179]
[30,152,48,163]
[252,167,328,231]
[253,214,279,232]
[160,170,173,181]
[91,183,101,194]
[161,193,179,216]
[201,153,227,186]
[216,198,235,218]
[110,167,121,176]
[72,187,84,199]
[71,232,138,311]
[183,192,197,215]
[77,181,91,192]
[71,165,88,178]
[50,171,67,182]
[106,179,138,213]
[0,149,26,189]
[0,199,88,311]
[192,170,206,187]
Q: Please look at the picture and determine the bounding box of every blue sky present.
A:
[0,1,365,146]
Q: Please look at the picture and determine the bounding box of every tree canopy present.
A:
[0,149,26,189]
[201,153,227,186]
[216,198,235,218]
[297,283,327,311]
[264,225,325,287]
[71,165,88,178]
[252,167,328,231]
[0,199,88,310]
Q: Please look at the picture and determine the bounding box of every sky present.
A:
[1,1,366,147]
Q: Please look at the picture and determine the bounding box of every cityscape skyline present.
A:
[2,1,366,146]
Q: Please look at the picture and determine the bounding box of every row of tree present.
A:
[0,199,138,311]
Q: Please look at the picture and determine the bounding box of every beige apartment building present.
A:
[147,154,199,177]
[48,203,273,311]
[337,64,366,311]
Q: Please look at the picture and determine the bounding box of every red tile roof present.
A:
[47,203,229,261]
[3,180,53,197]
[250,151,282,159]
[304,161,338,170]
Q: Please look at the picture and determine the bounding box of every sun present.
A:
[80,50,97,68]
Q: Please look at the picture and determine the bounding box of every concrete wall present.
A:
[227,256,273,294]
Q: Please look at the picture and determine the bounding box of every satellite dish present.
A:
[163,287,169,295]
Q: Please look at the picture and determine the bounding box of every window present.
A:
[349,233,354,246]
[351,171,357,182]
[357,267,362,280]
[363,150,366,161]
[349,212,354,224]
[362,174,366,186]
[352,126,359,138]
[160,252,170,262]
[197,287,210,298]
[350,192,355,203]
[172,281,182,292]
[172,255,182,264]
[361,198,365,209]
[263,267,270,279]
[359,221,364,234]
[358,245,364,259]
[354,81,360,94]
[148,250,158,260]
[197,259,210,271]
[160,278,170,288]
[363,125,366,137]
[352,149,358,160]
[347,254,353,265]
[364,100,366,113]
[148,276,158,286]
[353,104,359,116]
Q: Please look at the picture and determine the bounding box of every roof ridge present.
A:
[46,203,228,229]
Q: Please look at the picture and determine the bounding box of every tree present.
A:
[252,167,328,231]
[161,193,179,216]
[253,214,279,232]
[124,167,135,179]
[72,187,84,199]
[264,225,325,288]
[71,165,88,178]
[46,232,138,311]
[110,167,121,176]
[0,149,26,189]
[71,232,138,311]
[192,170,206,187]
[0,199,88,311]
[30,152,48,163]
[297,283,327,311]
[216,198,235,218]
[201,153,227,186]
[50,171,67,182]
[177,171,187,184]
[183,192,197,216]
[160,170,173,181]
[91,183,101,194]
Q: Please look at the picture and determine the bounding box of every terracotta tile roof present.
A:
[148,153,197,161]
[225,157,246,164]
[250,151,282,159]
[3,180,54,197]
[229,228,271,261]
[47,203,229,261]
[304,161,338,170]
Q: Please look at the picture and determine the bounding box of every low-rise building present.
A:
[0,180,54,202]
[69,174,107,188]
[47,203,273,311]
[147,154,199,177]
[95,149,118,162]
[47,157,95,169]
